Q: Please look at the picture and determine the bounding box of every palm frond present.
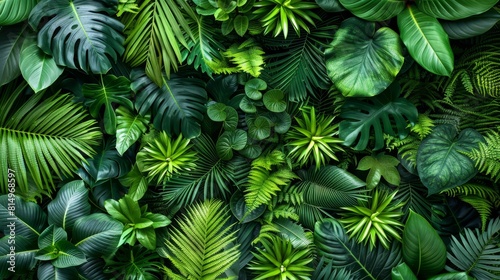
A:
[0,82,101,197]
[446,217,500,280]
[465,129,500,182]
[165,200,240,279]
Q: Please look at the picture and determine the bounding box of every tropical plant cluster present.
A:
[1,0,500,279]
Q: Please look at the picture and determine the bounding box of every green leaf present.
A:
[20,39,64,93]
[234,15,249,36]
[0,236,38,276]
[38,225,68,249]
[104,195,141,224]
[136,227,157,250]
[416,0,499,20]
[245,78,267,100]
[427,272,474,280]
[83,75,133,135]
[391,263,418,280]
[339,0,405,21]
[120,164,148,201]
[0,0,37,25]
[0,23,30,86]
[216,129,248,160]
[339,83,418,150]
[144,212,171,228]
[37,262,78,280]
[52,240,86,268]
[131,69,208,139]
[315,0,345,12]
[417,124,484,195]
[47,180,91,231]
[266,112,291,134]
[325,18,403,97]
[402,210,447,278]
[0,195,47,242]
[397,5,454,76]
[77,258,109,280]
[223,106,239,131]
[230,191,266,223]
[239,96,257,113]
[207,102,228,121]
[268,218,312,248]
[263,89,286,113]
[115,106,150,155]
[72,213,123,257]
[357,154,400,189]
[28,0,125,74]
[36,246,60,261]
[440,8,500,40]
[248,116,271,140]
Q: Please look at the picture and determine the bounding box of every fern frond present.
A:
[263,204,300,223]
[458,195,493,231]
[385,134,420,170]
[465,129,500,182]
[410,114,435,140]
[222,39,265,78]
[165,200,240,279]
[444,183,500,199]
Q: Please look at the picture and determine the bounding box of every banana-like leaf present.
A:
[37,262,78,280]
[131,69,207,139]
[402,210,447,278]
[417,125,484,195]
[441,8,500,40]
[339,83,418,151]
[325,18,403,97]
[47,180,91,232]
[29,0,124,74]
[51,240,86,268]
[115,106,150,155]
[0,236,38,276]
[20,39,64,93]
[72,213,123,257]
[427,272,474,280]
[398,5,454,76]
[339,0,405,21]
[0,23,31,86]
[77,258,108,280]
[38,225,67,249]
[0,195,47,243]
[416,0,499,20]
[0,0,37,25]
[391,263,418,280]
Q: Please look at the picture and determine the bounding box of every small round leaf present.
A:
[263,89,286,113]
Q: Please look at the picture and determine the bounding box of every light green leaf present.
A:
[358,154,400,189]
[245,78,267,100]
[116,106,150,155]
[47,180,91,231]
[104,195,142,224]
[144,212,171,228]
[0,0,37,25]
[234,15,249,36]
[391,262,418,280]
[417,124,484,195]
[20,39,64,93]
[263,89,286,113]
[339,0,405,21]
[216,129,248,160]
[52,240,86,268]
[35,246,59,261]
[136,227,156,250]
[72,213,123,257]
[120,164,149,201]
[416,0,499,20]
[402,210,447,278]
[397,5,454,76]
[441,8,500,40]
[325,17,403,97]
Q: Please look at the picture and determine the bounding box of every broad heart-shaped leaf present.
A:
[402,210,447,278]
[0,195,47,243]
[115,106,150,155]
[216,129,248,160]
[72,213,123,257]
[47,180,91,232]
[52,240,86,268]
[339,0,405,21]
[339,83,418,151]
[37,262,78,280]
[397,5,454,76]
[325,17,403,97]
[416,0,499,21]
[20,39,64,93]
[0,23,31,86]
[28,0,124,74]
[357,154,400,189]
[247,115,271,140]
[392,262,418,280]
[417,124,484,195]
[245,78,267,100]
[263,89,286,113]
[0,0,37,25]
[131,69,208,139]
[38,225,68,249]
[440,8,500,40]
[83,75,133,135]
[0,236,38,276]
[234,15,249,36]
[207,102,228,121]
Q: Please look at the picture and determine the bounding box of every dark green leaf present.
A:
[77,257,108,280]
[37,262,78,280]
[234,15,249,36]
[391,263,418,280]
[47,180,91,231]
[248,116,271,140]
[417,124,484,195]
[441,8,500,39]
[416,0,498,20]
[245,78,267,100]
[339,0,405,21]
[0,236,37,276]
[72,213,123,257]
[52,240,86,268]
[120,164,148,201]
[207,102,228,121]
[0,195,47,242]
[0,23,30,86]
[239,96,257,113]
[266,112,291,134]
[427,272,474,280]
[315,0,345,12]
[116,106,150,155]
[325,18,403,97]
[136,227,157,250]
[0,0,37,25]
[230,191,266,223]
[216,129,248,160]
[38,225,67,249]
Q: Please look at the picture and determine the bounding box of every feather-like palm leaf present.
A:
[0,82,101,196]
[165,200,240,279]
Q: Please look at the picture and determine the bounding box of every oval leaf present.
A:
[441,8,500,40]
[325,18,403,97]
[72,213,123,257]
[402,210,447,278]
[0,24,30,86]
[248,116,271,140]
[263,89,286,113]
[397,5,454,76]
[230,191,265,223]
[47,180,91,231]
[207,102,228,122]
[234,15,249,36]
[339,0,405,21]
[417,124,484,195]
[245,78,267,100]
[416,0,499,20]
[20,39,64,93]
[391,262,418,280]
[116,106,150,155]
[216,129,248,160]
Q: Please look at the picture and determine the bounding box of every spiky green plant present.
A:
[285,106,344,169]
[339,189,405,250]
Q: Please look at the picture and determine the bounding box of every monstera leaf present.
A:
[398,5,454,76]
[0,0,37,25]
[417,124,484,195]
[339,83,418,151]
[28,0,125,74]
[416,0,499,21]
[131,69,208,139]
[325,18,403,97]
[339,0,405,21]
[440,8,500,39]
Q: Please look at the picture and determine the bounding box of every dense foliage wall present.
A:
[1,0,500,279]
